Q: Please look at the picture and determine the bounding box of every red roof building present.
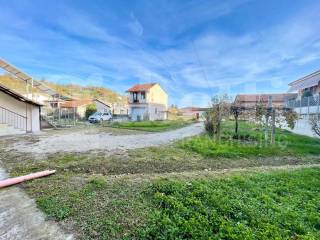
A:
[234,93,297,108]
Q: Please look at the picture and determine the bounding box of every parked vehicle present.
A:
[88,112,112,123]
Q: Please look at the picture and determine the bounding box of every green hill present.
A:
[0,74,127,104]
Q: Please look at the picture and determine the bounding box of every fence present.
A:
[286,95,320,116]
[287,95,320,108]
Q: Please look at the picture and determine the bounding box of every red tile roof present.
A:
[234,93,297,107]
[60,99,93,108]
[180,107,210,112]
[127,83,157,92]
[236,93,296,102]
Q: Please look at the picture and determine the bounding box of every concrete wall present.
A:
[288,118,319,138]
[147,103,167,120]
[0,91,40,133]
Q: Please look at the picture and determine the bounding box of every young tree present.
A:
[204,95,230,140]
[282,108,299,130]
[230,105,245,136]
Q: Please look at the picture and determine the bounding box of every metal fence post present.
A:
[307,96,310,116]
[317,96,320,120]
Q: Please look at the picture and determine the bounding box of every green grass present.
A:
[30,175,150,239]
[1,120,320,239]
[178,121,320,158]
[104,120,195,132]
[20,168,320,239]
[139,168,320,239]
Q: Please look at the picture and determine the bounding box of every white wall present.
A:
[94,101,111,113]
[289,118,318,138]
[131,107,147,121]
[0,91,40,133]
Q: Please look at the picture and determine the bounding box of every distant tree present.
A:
[85,103,97,119]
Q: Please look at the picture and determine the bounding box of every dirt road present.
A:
[10,122,204,154]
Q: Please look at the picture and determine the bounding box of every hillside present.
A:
[0,74,127,104]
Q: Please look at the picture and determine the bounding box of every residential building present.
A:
[286,70,320,137]
[288,70,320,98]
[60,99,111,119]
[180,107,210,119]
[127,83,168,121]
[0,83,42,136]
[234,93,297,108]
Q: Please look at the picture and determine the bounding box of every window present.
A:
[133,92,138,102]
[141,92,145,100]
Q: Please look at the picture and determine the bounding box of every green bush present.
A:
[85,103,97,119]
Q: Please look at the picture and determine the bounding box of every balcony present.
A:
[287,95,320,115]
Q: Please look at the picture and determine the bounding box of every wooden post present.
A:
[271,108,276,145]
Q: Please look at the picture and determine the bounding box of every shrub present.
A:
[85,103,97,119]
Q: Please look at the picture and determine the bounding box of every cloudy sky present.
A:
[1,0,320,106]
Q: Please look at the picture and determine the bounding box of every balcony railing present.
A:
[286,95,320,116]
[0,105,27,131]
[287,96,320,108]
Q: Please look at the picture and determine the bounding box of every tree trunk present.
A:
[235,115,239,135]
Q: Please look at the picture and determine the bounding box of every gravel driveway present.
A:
[11,122,204,154]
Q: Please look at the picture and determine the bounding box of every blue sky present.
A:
[1,0,320,107]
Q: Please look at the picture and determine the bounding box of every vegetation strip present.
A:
[139,168,320,239]
[104,120,195,132]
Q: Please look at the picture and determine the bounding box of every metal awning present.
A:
[0,58,72,100]
[288,70,320,92]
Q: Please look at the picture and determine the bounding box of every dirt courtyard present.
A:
[7,122,204,154]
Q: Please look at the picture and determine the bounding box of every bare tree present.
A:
[310,116,320,137]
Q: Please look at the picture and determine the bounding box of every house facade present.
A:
[180,107,210,120]
[60,99,111,119]
[0,83,42,136]
[288,70,320,98]
[127,83,168,121]
[286,70,320,137]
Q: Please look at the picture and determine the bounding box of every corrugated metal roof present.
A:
[288,70,320,92]
[0,58,72,100]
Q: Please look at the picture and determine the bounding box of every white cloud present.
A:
[128,13,144,37]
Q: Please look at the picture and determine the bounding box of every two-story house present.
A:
[127,83,168,121]
[286,70,320,137]
[288,70,320,98]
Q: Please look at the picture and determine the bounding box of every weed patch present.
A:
[139,168,320,239]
